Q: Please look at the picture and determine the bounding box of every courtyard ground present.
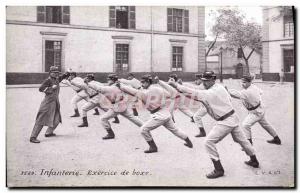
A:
[6,79,295,187]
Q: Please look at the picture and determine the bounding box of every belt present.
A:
[90,93,98,98]
[247,102,261,111]
[216,110,235,121]
[150,107,161,114]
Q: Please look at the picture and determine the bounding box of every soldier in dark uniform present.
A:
[29,66,69,143]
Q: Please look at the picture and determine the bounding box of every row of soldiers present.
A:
[29,66,281,179]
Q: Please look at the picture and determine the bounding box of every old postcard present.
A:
[6,5,295,187]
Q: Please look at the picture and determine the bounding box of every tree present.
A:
[211,8,262,75]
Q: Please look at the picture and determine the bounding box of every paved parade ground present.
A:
[6,80,294,187]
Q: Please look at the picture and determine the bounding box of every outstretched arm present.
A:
[158,80,177,99]
[227,89,243,99]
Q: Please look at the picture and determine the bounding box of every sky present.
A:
[205,6,263,40]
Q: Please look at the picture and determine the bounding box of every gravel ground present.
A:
[6,80,294,187]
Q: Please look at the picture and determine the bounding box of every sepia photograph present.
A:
[5,3,295,188]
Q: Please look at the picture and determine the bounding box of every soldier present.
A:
[62,72,99,117]
[168,74,195,123]
[119,73,141,116]
[72,74,120,127]
[163,74,207,137]
[30,66,69,143]
[87,74,144,139]
[118,75,193,153]
[227,75,281,145]
[191,74,208,137]
[168,71,259,179]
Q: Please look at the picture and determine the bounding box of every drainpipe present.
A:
[150,6,153,72]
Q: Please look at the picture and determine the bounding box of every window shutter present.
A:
[129,6,136,29]
[184,10,189,33]
[37,6,46,22]
[109,6,116,27]
[62,6,70,24]
[167,8,173,32]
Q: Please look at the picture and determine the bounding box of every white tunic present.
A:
[176,83,239,127]
[228,84,264,114]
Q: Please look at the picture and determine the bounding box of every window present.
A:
[172,46,183,71]
[45,40,62,72]
[283,49,294,72]
[109,6,135,29]
[115,44,129,72]
[284,15,294,37]
[37,6,70,24]
[167,8,189,33]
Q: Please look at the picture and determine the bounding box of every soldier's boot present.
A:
[30,137,40,143]
[184,137,193,148]
[195,127,206,137]
[267,136,281,145]
[78,117,88,127]
[191,117,195,122]
[132,108,139,116]
[70,109,80,117]
[244,155,260,168]
[102,129,115,140]
[206,159,225,179]
[144,140,158,153]
[93,108,100,115]
[112,116,120,124]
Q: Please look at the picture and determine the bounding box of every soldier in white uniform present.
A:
[168,71,259,179]
[227,75,281,145]
[118,75,193,153]
[168,74,195,123]
[72,74,120,127]
[183,74,209,137]
[119,73,141,116]
[62,72,99,117]
[87,74,144,139]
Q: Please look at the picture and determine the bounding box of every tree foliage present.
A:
[211,8,262,75]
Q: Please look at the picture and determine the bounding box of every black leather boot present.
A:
[267,136,281,145]
[195,127,206,137]
[132,108,139,116]
[184,137,193,148]
[112,116,120,124]
[245,155,259,168]
[70,109,80,117]
[93,108,100,115]
[78,117,88,127]
[30,137,40,143]
[102,129,115,140]
[206,159,225,179]
[144,140,158,153]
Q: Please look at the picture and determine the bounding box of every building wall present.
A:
[206,47,261,75]
[6,6,205,76]
[262,6,294,78]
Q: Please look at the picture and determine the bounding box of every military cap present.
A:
[201,71,217,81]
[49,66,59,73]
[107,73,118,81]
[86,73,95,80]
[169,74,178,81]
[241,75,253,82]
[140,74,153,84]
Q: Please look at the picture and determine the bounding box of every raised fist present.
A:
[153,76,159,84]
[168,78,177,88]
[115,81,121,88]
